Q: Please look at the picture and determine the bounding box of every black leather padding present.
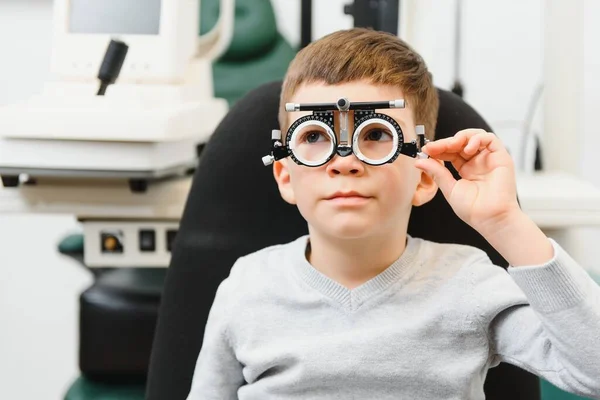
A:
[146,81,540,400]
[79,268,166,383]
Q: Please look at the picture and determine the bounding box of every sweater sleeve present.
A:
[471,239,600,399]
[186,264,245,400]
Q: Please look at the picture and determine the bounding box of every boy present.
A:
[187,28,600,399]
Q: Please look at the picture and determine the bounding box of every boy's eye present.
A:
[304,131,327,143]
[364,129,393,141]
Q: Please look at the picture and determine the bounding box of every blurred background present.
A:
[0,0,599,399]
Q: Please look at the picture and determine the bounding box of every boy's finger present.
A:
[463,135,483,155]
[455,129,487,139]
[450,129,486,152]
[424,129,489,155]
[464,132,497,155]
[423,130,480,155]
[422,137,464,155]
[424,153,464,163]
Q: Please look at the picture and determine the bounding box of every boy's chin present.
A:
[312,221,381,240]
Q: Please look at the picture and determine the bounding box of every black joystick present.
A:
[97,39,129,96]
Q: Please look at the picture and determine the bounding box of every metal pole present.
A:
[300,0,312,49]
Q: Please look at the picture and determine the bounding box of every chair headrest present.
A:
[200,0,279,62]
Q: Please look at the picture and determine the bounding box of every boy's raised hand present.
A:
[414,129,521,236]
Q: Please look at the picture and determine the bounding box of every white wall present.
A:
[0,2,92,399]
[0,215,89,400]
[572,0,600,271]
[582,0,600,184]
[0,1,599,399]
[0,0,54,106]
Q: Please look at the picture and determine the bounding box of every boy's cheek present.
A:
[290,180,321,207]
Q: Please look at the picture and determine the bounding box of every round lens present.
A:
[288,120,336,166]
[353,118,399,164]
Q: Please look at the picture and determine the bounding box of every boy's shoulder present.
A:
[411,236,515,289]
[412,237,525,308]
[234,235,307,269]
[415,236,523,297]
[412,235,492,266]
[220,235,308,293]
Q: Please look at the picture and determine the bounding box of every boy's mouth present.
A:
[325,191,372,203]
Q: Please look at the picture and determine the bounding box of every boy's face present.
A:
[273,80,438,240]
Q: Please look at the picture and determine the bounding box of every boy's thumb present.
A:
[414,158,456,199]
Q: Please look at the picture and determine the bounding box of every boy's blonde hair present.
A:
[279,28,439,140]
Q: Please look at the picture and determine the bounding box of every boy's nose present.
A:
[326,151,365,176]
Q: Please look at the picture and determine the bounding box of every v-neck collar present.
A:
[288,235,421,312]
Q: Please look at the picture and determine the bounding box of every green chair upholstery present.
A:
[200,0,296,105]
[58,233,84,254]
[57,233,85,265]
[541,380,594,400]
[65,377,145,400]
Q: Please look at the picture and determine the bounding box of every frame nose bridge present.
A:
[333,110,356,142]
[336,146,353,157]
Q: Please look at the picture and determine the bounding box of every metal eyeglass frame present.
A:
[262,97,429,167]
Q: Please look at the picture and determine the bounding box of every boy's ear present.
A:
[273,159,297,205]
[412,159,442,206]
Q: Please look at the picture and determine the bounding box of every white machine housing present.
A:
[53,0,195,84]
[0,0,234,179]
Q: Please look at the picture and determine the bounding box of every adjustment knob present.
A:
[262,155,275,166]
[337,97,350,111]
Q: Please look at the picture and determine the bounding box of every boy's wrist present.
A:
[476,209,555,267]
[471,205,523,239]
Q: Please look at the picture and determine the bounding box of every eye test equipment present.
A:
[262,97,429,167]
[0,0,235,193]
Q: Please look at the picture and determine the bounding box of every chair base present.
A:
[64,376,145,400]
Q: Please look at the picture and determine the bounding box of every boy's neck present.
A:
[306,227,408,290]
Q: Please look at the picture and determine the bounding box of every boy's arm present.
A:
[470,239,600,397]
[186,276,245,400]
[416,130,600,396]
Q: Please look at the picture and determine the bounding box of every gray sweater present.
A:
[187,235,600,399]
